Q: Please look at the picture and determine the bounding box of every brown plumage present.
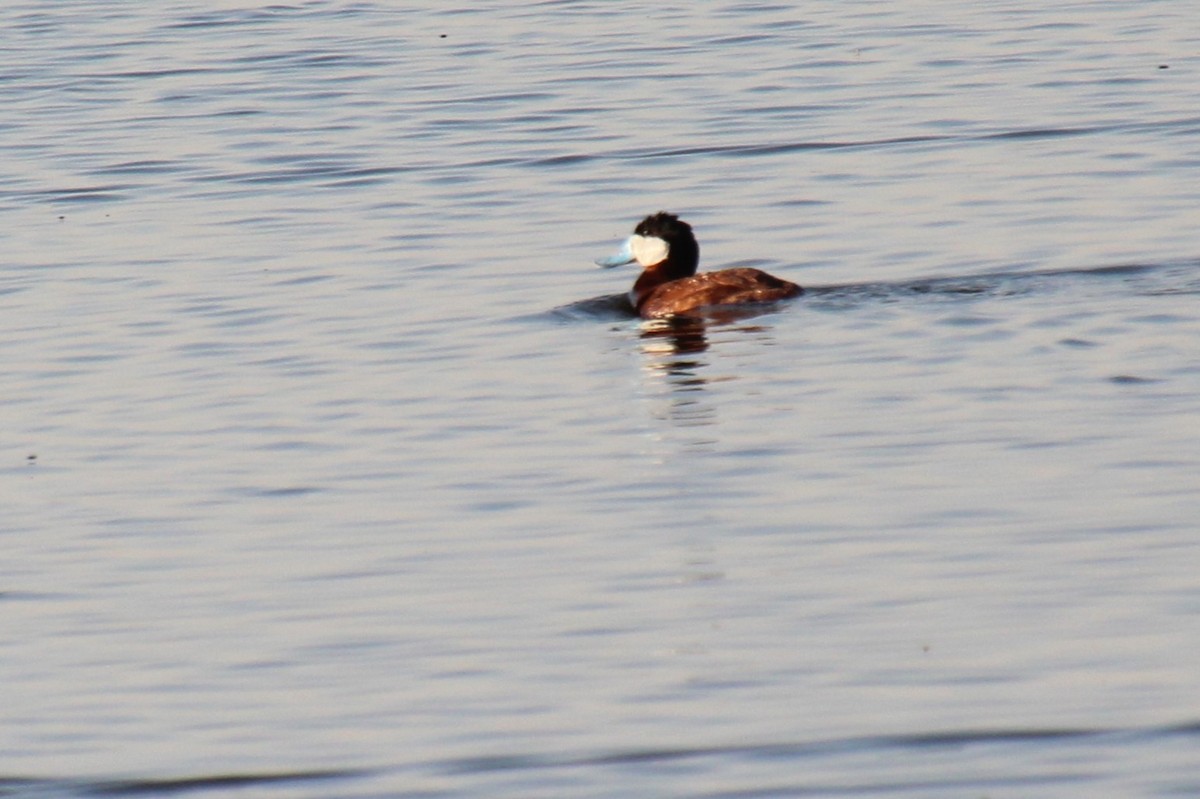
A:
[635,265,802,318]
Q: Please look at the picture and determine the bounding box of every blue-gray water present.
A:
[3,3,1200,797]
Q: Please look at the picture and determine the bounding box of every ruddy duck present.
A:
[596,212,803,319]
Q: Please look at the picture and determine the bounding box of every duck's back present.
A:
[638,267,803,318]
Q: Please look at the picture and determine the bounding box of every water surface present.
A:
[3,2,1200,797]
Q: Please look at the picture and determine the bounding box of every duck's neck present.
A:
[630,252,698,309]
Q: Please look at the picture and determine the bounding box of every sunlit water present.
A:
[3,3,1200,797]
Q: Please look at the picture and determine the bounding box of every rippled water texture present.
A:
[3,2,1200,797]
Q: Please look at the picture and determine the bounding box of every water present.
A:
[3,2,1200,797]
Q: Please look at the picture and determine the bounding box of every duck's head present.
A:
[595,212,700,279]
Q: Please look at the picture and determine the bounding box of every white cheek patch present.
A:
[630,235,669,266]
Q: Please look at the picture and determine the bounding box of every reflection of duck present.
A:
[640,316,709,356]
[638,317,716,430]
[596,212,803,319]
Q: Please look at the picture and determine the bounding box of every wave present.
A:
[550,258,1200,323]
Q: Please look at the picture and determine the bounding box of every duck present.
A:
[595,212,803,319]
